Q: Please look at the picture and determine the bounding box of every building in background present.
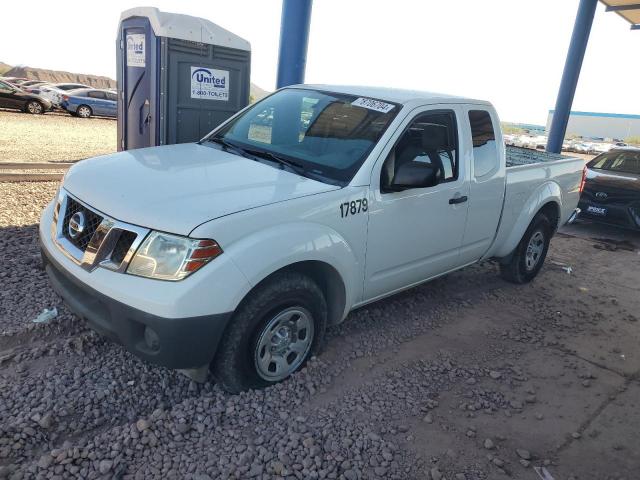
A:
[546,110,640,141]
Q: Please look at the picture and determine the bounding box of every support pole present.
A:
[547,0,598,153]
[276,0,313,89]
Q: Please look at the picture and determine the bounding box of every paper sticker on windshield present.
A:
[351,97,395,113]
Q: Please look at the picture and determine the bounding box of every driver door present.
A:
[364,107,470,301]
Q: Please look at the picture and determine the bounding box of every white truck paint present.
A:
[39,85,583,392]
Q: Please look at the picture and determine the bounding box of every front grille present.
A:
[62,197,104,251]
[110,231,138,264]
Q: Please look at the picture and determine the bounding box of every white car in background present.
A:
[503,134,516,146]
[24,84,67,107]
[592,143,612,154]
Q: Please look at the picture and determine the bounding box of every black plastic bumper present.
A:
[577,200,640,231]
[41,245,232,369]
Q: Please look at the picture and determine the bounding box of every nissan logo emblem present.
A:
[595,192,608,200]
[68,211,86,239]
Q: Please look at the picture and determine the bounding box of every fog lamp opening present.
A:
[144,326,161,351]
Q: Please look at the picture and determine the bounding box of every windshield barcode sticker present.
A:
[351,97,395,113]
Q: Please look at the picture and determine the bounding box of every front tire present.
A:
[25,100,44,114]
[76,105,92,118]
[499,213,552,284]
[212,272,327,393]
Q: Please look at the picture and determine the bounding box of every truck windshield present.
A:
[204,88,400,185]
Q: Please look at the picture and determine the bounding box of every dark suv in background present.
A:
[578,147,640,231]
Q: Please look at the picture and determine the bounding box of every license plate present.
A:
[587,205,607,216]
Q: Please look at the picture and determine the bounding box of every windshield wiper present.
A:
[206,137,308,176]
[206,136,249,158]
[242,148,307,176]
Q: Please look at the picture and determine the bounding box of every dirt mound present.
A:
[0,61,11,75]
[3,66,115,89]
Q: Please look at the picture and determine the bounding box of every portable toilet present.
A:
[116,7,251,151]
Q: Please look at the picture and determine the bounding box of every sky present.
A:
[1,0,639,125]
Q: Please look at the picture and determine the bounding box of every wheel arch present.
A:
[494,181,562,259]
[236,260,347,327]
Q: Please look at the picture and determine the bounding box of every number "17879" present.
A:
[339,199,368,218]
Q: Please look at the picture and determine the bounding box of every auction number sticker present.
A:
[190,66,230,101]
[126,34,145,68]
[351,97,395,113]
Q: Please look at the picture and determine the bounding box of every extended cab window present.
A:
[469,110,498,178]
[382,111,458,191]
[589,150,640,174]
[209,88,400,185]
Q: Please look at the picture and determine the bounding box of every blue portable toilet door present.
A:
[121,18,154,150]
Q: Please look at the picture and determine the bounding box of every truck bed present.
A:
[485,146,585,259]
[506,146,569,167]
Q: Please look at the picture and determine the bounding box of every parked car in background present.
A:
[52,83,92,92]
[578,147,640,230]
[20,80,48,89]
[573,142,595,154]
[23,84,66,107]
[503,134,516,146]
[60,88,117,118]
[592,143,612,155]
[0,77,28,85]
[0,79,53,114]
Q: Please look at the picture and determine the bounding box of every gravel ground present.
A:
[0,111,116,163]
[1,181,640,480]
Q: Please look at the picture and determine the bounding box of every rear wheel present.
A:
[499,213,552,284]
[76,105,92,118]
[212,272,327,393]
[25,100,44,114]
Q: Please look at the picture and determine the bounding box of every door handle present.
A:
[449,195,468,205]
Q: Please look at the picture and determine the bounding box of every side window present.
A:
[106,92,118,102]
[88,91,105,99]
[381,111,458,191]
[469,110,498,178]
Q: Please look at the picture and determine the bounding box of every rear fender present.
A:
[493,181,561,259]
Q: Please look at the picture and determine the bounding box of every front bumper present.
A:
[41,245,232,369]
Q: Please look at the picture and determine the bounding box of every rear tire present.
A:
[211,272,327,393]
[76,105,92,118]
[499,213,552,284]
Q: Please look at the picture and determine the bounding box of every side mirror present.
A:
[390,161,439,191]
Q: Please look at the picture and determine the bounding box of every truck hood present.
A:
[63,143,340,235]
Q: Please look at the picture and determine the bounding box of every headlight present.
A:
[127,231,222,281]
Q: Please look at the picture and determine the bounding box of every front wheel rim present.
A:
[254,306,314,381]
[525,230,545,271]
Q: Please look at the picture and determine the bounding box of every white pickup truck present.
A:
[40,85,583,392]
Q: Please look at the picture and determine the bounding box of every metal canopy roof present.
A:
[600,1,640,29]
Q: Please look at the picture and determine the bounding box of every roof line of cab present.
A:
[286,84,492,107]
